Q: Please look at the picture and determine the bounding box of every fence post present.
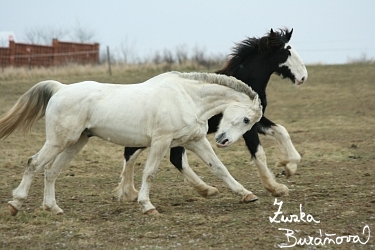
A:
[9,40,15,67]
[107,46,112,76]
[52,39,59,66]
[94,43,99,64]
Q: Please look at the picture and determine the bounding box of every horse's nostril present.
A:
[301,76,305,82]
[215,132,225,142]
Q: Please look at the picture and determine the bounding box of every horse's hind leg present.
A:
[43,135,89,215]
[8,142,66,215]
[262,123,300,178]
[170,147,219,197]
[243,127,289,197]
[256,116,300,178]
[115,147,145,201]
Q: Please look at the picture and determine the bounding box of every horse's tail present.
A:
[0,80,64,139]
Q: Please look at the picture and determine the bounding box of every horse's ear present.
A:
[269,28,276,37]
[286,28,293,42]
[252,94,260,105]
[267,28,281,50]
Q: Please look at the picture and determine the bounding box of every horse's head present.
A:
[219,28,308,87]
[215,95,262,148]
[269,28,308,85]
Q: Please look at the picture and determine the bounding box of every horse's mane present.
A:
[172,71,258,99]
[216,28,292,75]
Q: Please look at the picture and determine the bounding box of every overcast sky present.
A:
[1,0,374,64]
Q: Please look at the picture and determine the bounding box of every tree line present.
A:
[23,25,226,68]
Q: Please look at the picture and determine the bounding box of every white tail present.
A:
[0,80,63,139]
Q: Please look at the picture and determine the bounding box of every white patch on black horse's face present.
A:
[279,43,308,85]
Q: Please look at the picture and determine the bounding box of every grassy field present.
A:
[0,63,374,249]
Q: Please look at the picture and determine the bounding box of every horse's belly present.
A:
[90,128,151,147]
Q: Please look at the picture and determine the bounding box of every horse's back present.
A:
[45,77,198,147]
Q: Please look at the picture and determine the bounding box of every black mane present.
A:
[216,28,293,76]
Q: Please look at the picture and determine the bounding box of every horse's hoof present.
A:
[206,187,220,197]
[8,204,18,216]
[243,193,258,203]
[53,208,64,215]
[276,161,298,179]
[271,184,289,197]
[122,191,139,202]
[126,195,139,202]
[198,186,220,198]
[51,206,64,215]
[285,162,298,178]
[144,209,159,216]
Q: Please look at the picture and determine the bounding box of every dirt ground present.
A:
[0,64,374,249]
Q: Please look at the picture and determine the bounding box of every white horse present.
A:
[0,71,262,215]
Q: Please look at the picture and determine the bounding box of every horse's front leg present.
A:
[138,139,170,215]
[170,147,219,197]
[243,127,289,197]
[184,138,258,203]
[115,147,145,201]
[258,116,300,178]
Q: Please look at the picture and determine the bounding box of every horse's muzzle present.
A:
[215,132,230,148]
[295,75,307,85]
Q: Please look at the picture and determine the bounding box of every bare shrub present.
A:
[191,44,207,67]
[347,53,375,64]
[120,37,138,64]
[24,26,68,45]
[175,44,189,65]
[71,20,96,43]
[152,50,162,65]
[163,49,175,65]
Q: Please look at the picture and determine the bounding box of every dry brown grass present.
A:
[0,61,220,83]
[0,64,374,249]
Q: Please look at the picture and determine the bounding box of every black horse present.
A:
[117,28,308,202]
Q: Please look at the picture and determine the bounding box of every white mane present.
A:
[171,71,258,100]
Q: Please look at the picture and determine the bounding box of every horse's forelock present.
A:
[271,28,292,39]
[265,28,293,50]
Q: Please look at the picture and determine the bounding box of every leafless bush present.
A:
[24,22,96,45]
[191,44,207,66]
[163,49,175,65]
[71,20,96,43]
[120,37,138,64]
[152,50,162,64]
[175,44,189,65]
[347,53,375,64]
[24,26,68,45]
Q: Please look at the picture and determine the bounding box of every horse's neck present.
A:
[192,85,247,121]
[241,74,270,93]
[218,60,272,99]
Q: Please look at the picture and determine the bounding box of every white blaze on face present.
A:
[280,43,308,85]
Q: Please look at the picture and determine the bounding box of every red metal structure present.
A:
[0,39,99,68]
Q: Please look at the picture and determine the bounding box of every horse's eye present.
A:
[244,117,250,124]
